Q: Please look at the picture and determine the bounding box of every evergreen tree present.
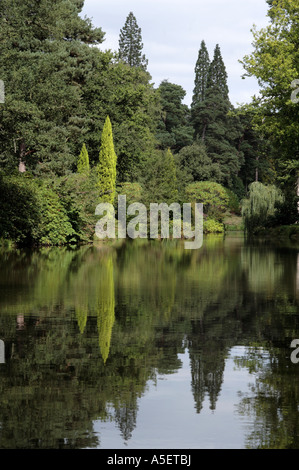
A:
[118,12,148,70]
[0,0,104,175]
[191,43,243,186]
[83,51,160,183]
[207,44,229,98]
[77,143,90,174]
[97,116,117,205]
[156,80,193,152]
[191,41,211,136]
[192,40,210,105]
[177,142,222,183]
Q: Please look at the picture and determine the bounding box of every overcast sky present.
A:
[81,0,270,107]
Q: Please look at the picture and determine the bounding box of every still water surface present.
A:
[0,235,299,449]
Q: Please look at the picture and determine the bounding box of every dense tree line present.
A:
[0,0,298,245]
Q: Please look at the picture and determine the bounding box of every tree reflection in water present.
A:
[0,237,298,448]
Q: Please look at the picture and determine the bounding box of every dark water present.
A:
[0,235,299,449]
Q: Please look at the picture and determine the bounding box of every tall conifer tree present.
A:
[192,40,211,105]
[118,12,148,70]
[77,143,90,174]
[207,44,229,98]
[191,43,243,186]
[97,116,117,205]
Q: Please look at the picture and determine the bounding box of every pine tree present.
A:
[77,143,90,174]
[118,12,148,70]
[97,116,117,205]
[0,0,104,175]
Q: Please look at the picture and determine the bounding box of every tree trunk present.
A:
[19,140,26,173]
[255,156,259,182]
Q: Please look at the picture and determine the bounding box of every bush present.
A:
[0,172,39,244]
[50,170,99,243]
[203,218,224,234]
[185,181,229,222]
[32,183,75,245]
[0,173,74,245]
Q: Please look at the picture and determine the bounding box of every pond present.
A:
[0,235,299,449]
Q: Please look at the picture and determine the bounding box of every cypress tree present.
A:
[97,256,115,364]
[97,116,117,205]
[77,143,90,174]
[118,12,148,70]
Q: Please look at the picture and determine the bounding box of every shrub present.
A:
[32,183,75,245]
[203,218,224,234]
[0,173,74,245]
[185,181,229,222]
[50,170,99,243]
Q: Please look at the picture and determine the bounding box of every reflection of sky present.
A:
[93,346,256,449]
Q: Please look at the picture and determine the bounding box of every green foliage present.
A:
[176,141,222,183]
[207,44,229,98]
[241,0,299,187]
[141,149,178,206]
[83,53,160,182]
[118,12,148,70]
[156,80,193,152]
[203,218,224,234]
[0,173,74,245]
[185,181,230,222]
[97,116,117,205]
[117,182,143,206]
[191,44,244,186]
[32,183,75,245]
[242,181,285,234]
[50,170,99,243]
[225,188,241,215]
[0,0,104,175]
[77,143,90,174]
[192,40,210,105]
